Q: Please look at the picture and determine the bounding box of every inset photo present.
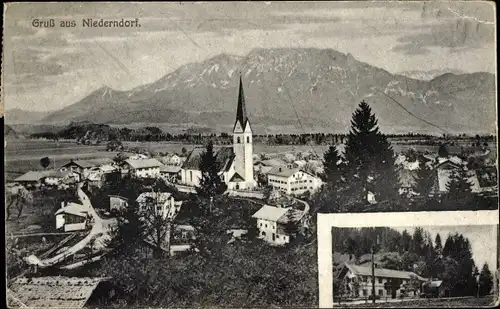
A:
[317,211,499,308]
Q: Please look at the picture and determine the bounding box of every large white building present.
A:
[136,192,182,220]
[124,158,163,178]
[251,205,305,245]
[267,166,323,195]
[336,262,427,299]
[180,76,257,190]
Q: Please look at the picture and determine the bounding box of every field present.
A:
[5,139,497,181]
[348,296,496,308]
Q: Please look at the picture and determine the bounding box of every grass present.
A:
[350,296,496,308]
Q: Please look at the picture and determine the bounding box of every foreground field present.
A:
[350,296,496,308]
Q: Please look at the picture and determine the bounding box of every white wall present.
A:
[135,167,160,178]
[256,218,289,245]
[181,169,202,186]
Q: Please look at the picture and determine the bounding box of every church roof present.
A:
[234,75,250,131]
[181,147,235,173]
[229,172,245,182]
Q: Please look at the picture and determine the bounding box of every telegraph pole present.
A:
[371,246,376,303]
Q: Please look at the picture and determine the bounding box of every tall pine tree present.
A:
[196,141,227,201]
[446,169,473,201]
[322,145,343,185]
[343,101,400,203]
[414,157,435,197]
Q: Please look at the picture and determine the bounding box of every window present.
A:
[362,290,368,296]
[265,224,268,228]
[247,136,250,143]
[379,278,383,283]
[190,171,193,182]
[378,289,384,296]
[362,276,367,282]
[237,137,241,143]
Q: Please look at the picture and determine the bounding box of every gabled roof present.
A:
[229,172,245,182]
[343,263,427,281]
[267,166,300,178]
[255,158,287,167]
[61,158,114,169]
[181,147,235,173]
[160,165,182,173]
[252,205,290,222]
[15,171,50,182]
[55,202,90,217]
[125,158,163,169]
[8,276,108,308]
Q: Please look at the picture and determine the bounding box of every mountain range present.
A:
[10,48,497,134]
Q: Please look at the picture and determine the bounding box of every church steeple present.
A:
[235,75,249,130]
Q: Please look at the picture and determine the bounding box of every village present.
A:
[6,78,498,307]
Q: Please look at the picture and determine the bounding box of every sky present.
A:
[394,225,498,272]
[2,1,496,112]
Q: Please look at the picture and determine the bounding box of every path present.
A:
[25,183,115,268]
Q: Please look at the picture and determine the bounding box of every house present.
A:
[7,276,112,308]
[129,153,149,160]
[433,158,482,193]
[252,205,305,245]
[181,76,257,191]
[42,170,79,187]
[136,192,182,219]
[336,262,427,299]
[421,280,445,298]
[474,167,498,194]
[109,195,128,212]
[254,158,288,175]
[124,158,163,178]
[267,166,323,195]
[164,153,182,165]
[293,160,307,168]
[14,171,50,189]
[160,165,182,182]
[55,202,91,232]
[59,158,115,181]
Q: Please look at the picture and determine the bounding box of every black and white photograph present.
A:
[317,211,499,308]
[331,224,497,307]
[2,1,498,308]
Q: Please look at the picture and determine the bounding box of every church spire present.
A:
[235,74,248,129]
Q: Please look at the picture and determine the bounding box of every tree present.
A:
[412,227,425,256]
[6,186,33,220]
[181,147,188,156]
[440,257,460,297]
[322,145,342,184]
[445,169,473,201]
[479,263,493,296]
[343,101,400,203]
[414,158,434,197]
[196,141,227,201]
[40,156,51,169]
[434,233,443,256]
[438,144,449,158]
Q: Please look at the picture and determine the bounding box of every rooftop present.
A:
[267,166,300,178]
[62,158,114,169]
[7,276,108,308]
[125,158,163,169]
[252,205,290,222]
[55,202,90,217]
[159,165,182,173]
[181,146,235,173]
[343,263,427,281]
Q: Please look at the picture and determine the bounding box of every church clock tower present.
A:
[232,75,255,189]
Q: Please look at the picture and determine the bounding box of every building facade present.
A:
[267,167,323,195]
[125,158,162,178]
[336,263,427,299]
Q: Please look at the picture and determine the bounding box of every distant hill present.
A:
[41,48,496,134]
[5,109,50,125]
[5,124,20,139]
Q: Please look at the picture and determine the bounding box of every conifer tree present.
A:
[414,157,435,197]
[434,233,443,256]
[343,101,400,203]
[446,169,473,201]
[479,262,493,296]
[322,145,342,184]
[196,141,227,201]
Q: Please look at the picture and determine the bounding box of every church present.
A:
[180,76,257,190]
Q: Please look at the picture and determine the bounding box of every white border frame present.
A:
[317,210,499,308]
